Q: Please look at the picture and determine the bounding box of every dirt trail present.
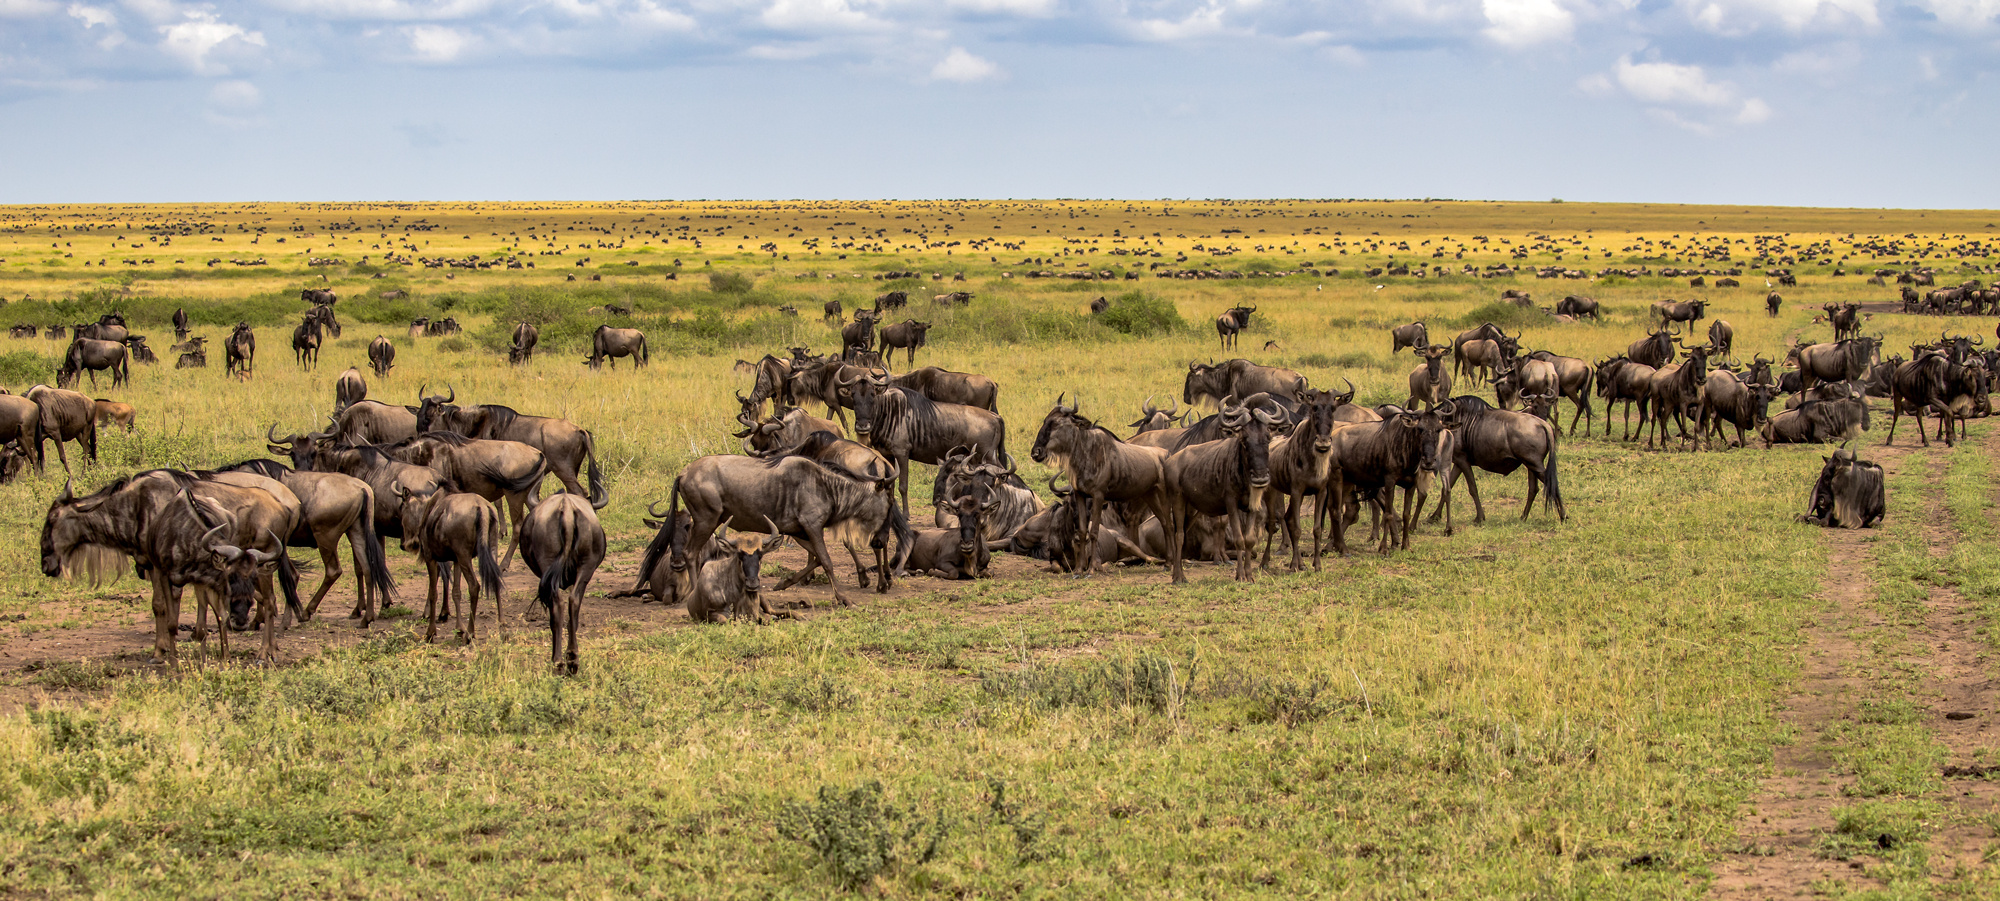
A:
[1711,424,2000,897]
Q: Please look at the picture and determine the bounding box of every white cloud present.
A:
[0,0,60,16]
[945,0,1054,13]
[761,0,879,32]
[1608,55,1771,130]
[929,45,997,81]
[1132,3,1231,41]
[158,12,265,74]
[622,0,694,30]
[208,77,258,107]
[1677,0,1880,35]
[1482,0,1573,46]
[66,2,113,26]
[1911,0,2000,28]
[405,23,470,60]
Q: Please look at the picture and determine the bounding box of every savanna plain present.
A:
[1,199,1998,898]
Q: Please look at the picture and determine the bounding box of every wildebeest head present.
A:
[40,478,125,581]
[414,385,457,432]
[1183,361,1229,407]
[1030,394,1081,464]
[839,369,893,443]
[949,494,989,578]
[187,494,281,631]
[721,529,785,619]
[1128,395,1183,433]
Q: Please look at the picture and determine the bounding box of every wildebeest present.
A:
[124,335,157,365]
[212,458,396,626]
[91,399,135,433]
[0,393,43,471]
[45,325,64,341]
[316,398,419,447]
[1706,319,1734,360]
[368,335,396,377]
[224,323,255,377]
[8,324,36,339]
[335,367,367,412]
[1433,398,1566,524]
[1826,302,1861,341]
[891,366,1000,412]
[1523,350,1594,436]
[934,291,974,306]
[679,527,786,623]
[57,338,129,390]
[931,448,1044,545]
[176,349,208,369]
[172,308,189,340]
[1455,332,1517,384]
[841,309,879,361]
[25,385,96,476]
[509,322,539,365]
[1698,369,1779,449]
[408,317,430,340]
[1406,344,1453,409]
[307,302,341,339]
[1789,338,1875,390]
[1766,292,1782,317]
[1762,386,1870,446]
[1260,386,1347,571]
[1090,296,1111,315]
[879,319,932,369]
[1163,396,1283,581]
[667,452,903,608]
[876,291,909,309]
[587,325,648,369]
[1555,295,1600,320]
[1652,299,1708,333]
[823,299,843,322]
[415,389,606,504]
[1493,356,1559,413]
[1183,358,1306,409]
[395,484,504,644]
[424,317,462,337]
[1325,408,1448,555]
[1215,305,1255,350]
[846,371,1007,515]
[734,354,797,420]
[291,317,322,369]
[1885,351,1959,447]
[520,493,605,674]
[301,288,337,306]
[389,430,555,569]
[1800,447,1885,529]
[1450,323,1505,377]
[1644,341,1711,450]
[1031,397,1171,575]
[1391,322,1428,354]
[903,495,989,579]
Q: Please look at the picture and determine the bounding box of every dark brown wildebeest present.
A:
[1766,292,1782,317]
[308,303,341,339]
[667,452,903,608]
[92,399,135,433]
[424,317,462,337]
[1652,299,1708,333]
[292,316,323,369]
[932,448,1043,544]
[57,338,128,390]
[891,366,999,412]
[1800,447,1885,529]
[1762,387,1869,447]
[879,319,932,369]
[1826,302,1861,341]
[1493,356,1559,412]
[846,371,1007,516]
[1434,398,1566,525]
[933,291,973,306]
[1450,322,1504,375]
[1627,329,1676,369]
[388,431,553,569]
[395,484,504,644]
[213,458,396,626]
[319,399,419,446]
[1523,350,1594,436]
[733,354,794,418]
[1698,369,1779,449]
[1407,344,1453,409]
[823,299,843,322]
[1325,407,1448,555]
[9,324,36,338]
[1163,396,1284,581]
[168,335,206,355]
[1090,296,1110,315]
[587,325,648,369]
[1030,397,1171,575]
[1789,338,1874,390]
[1706,319,1734,361]
[0,393,42,471]
[520,493,605,674]
[1689,276,1705,287]
[1184,358,1306,409]
[1644,341,1710,450]
[301,288,337,306]
[44,325,65,341]
[368,335,395,377]
[1128,396,1188,434]
[1716,277,1740,287]
[176,349,207,369]
[26,385,96,476]
[787,358,871,434]
[1886,351,1958,447]
[509,322,538,365]
[875,291,909,309]
[840,310,879,361]
[1260,385,1347,571]
[336,367,367,412]
[1215,305,1255,350]
[903,495,989,580]
[739,405,845,453]
[1391,321,1428,354]
[415,390,607,504]
[172,307,190,340]
[1555,295,1600,319]
[225,323,255,377]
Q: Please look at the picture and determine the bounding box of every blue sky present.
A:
[1,0,1995,206]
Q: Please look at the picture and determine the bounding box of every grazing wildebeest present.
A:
[1163,396,1284,581]
[1652,299,1707,333]
[224,323,255,377]
[1090,296,1111,315]
[172,307,190,340]
[368,335,396,377]
[520,493,605,674]
[291,317,322,369]
[57,338,128,389]
[212,458,396,626]
[1391,322,1428,354]
[846,371,1007,516]
[415,389,607,504]
[25,385,96,476]
[667,452,903,608]
[335,367,367,412]
[1183,359,1306,409]
[1555,295,1600,320]
[879,319,932,369]
[395,484,504,644]
[1766,292,1782,317]
[509,322,539,365]
[587,325,648,369]
[1406,344,1453,409]
[876,291,909,309]
[307,302,341,339]
[1215,305,1255,350]
[734,354,796,419]
[1706,319,1734,360]
[91,399,135,433]
[1031,397,1171,576]
[1434,398,1566,525]
[1800,447,1885,529]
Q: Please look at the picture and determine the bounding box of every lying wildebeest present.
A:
[1761,386,1870,447]
[1800,446,1885,529]
[1090,296,1111,315]
[369,335,396,377]
[520,493,605,674]
[902,495,989,580]
[125,335,157,365]
[680,527,786,624]
[509,322,539,365]
[176,349,208,369]
[1215,305,1255,351]
[395,484,504,645]
[1390,322,1428,354]
[587,325,648,369]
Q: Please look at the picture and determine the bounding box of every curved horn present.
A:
[266,422,291,446]
[1141,394,1158,417]
[646,499,670,519]
[736,390,752,405]
[417,382,427,402]
[443,385,455,404]
[1339,377,1356,400]
[56,479,73,505]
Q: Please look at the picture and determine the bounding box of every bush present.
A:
[1095,291,1188,337]
[777,782,950,889]
[709,271,755,294]
[1450,301,1549,331]
[0,350,59,386]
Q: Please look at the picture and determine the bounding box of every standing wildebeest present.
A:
[1556,295,1600,320]
[587,325,648,369]
[292,316,322,369]
[1407,344,1453,409]
[520,493,605,674]
[1886,351,1959,447]
[389,430,555,569]
[1652,299,1708,333]
[224,323,255,377]
[0,393,42,471]
[891,366,1000,412]
[1030,397,1171,576]
[1627,329,1676,369]
[213,458,396,626]
[301,288,337,306]
[1090,296,1111,315]
[1644,341,1710,451]
[846,372,1007,516]
[395,484,504,644]
[336,367,367,412]
[876,291,909,309]
[1261,385,1347,571]
[1433,399,1566,524]
[57,338,128,390]
[1766,292,1782,317]
[320,399,420,446]
[1524,350,1594,436]
[841,309,880,360]
[1699,370,1779,449]
[1789,338,1875,390]
[1215,305,1256,350]
[509,322,539,365]
[879,319,932,369]
[1706,319,1734,360]
[1325,408,1448,555]
[92,399,135,433]
[1164,396,1283,581]
[1823,302,1861,341]
[26,385,96,476]
[1450,323,1505,378]
[41,470,302,664]
[172,307,190,340]
[308,303,341,339]
[368,335,395,377]
[668,452,902,608]
[1800,447,1886,529]
[45,325,65,341]
[823,299,843,322]
[1391,322,1428,354]
[1183,358,1306,409]
[415,390,607,504]
[1494,356,1560,413]
[734,354,795,419]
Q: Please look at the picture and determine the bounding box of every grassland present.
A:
[0,199,1996,897]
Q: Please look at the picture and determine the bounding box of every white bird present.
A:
[1373,285,1385,291]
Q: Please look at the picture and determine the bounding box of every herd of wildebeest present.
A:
[14,275,1992,673]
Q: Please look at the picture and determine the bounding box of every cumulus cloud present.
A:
[929,45,998,81]
[1675,0,1880,35]
[158,11,264,74]
[1482,0,1573,45]
[1600,55,1771,131]
[404,23,469,61]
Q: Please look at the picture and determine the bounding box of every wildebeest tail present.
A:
[356,486,398,606]
[1544,437,1563,519]
[477,509,503,607]
[583,430,608,509]
[639,336,650,364]
[537,507,576,611]
[277,550,306,622]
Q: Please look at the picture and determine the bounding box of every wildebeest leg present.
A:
[305,540,342,622]
[1167,497,1189,583]
[846,541,872,587]
[1460,467,1487,524]
[1522,469,1542,519]
[148,571,177,664]
[1884,400,1901,446]
[500,494,527,570]
[548,583,565,672]
[422,560,442,643]
[258,571,278,665]
[1400,487,1418,550]
[800,527,853,606]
